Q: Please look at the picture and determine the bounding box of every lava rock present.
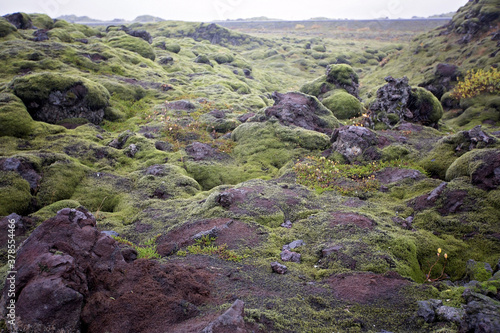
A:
[280,249,301,263]
[417,299,443,323]
[261,91,338,135]
[201,299,246,333]
[330,125,380,163]
[271,261,288,274]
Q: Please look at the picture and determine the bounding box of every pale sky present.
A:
[0,0,469,22]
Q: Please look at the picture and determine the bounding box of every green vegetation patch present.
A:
[0,93,34,138]
[107,34,156,60]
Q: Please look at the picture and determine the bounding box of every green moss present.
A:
[300,75,335,97]
[36,159,88,207]
[445,148,497,182]
[47,28,72,43]
[0,93,34,138]
[0,18,16,38]
[0,171,31,216]
[381,145,411,161]
[10,72,110,111]
[213,53,234,64]
[326,64,359,86]
[107,34,156,61]
[31,199,81,221]
[409,87,443,124]
[165,43,181,53]
[29,14,54,29]
[321,90,363,120]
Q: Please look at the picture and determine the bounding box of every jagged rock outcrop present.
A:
[419,63,460,100]
[441,0,500,44]
[10,73,110,125]
[253,91,339,135]
[106,25,153,43]
[330,125,380,162]
[369,76,443,128]
[3,13,33,29]
[0,207,212,333]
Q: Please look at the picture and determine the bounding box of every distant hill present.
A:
[56,14,101,22]
[133,15,166,23]
[56,14,165,23]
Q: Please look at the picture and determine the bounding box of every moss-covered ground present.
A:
[0,4,499,332]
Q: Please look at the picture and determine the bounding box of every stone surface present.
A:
[261,91,337,135]
[280,249,301,263]
[201,299,246,333]
[330,125,379,162]
[271,261,288,274]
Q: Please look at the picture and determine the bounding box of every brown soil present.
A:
[327,272,410,304]
[330,211,375,230]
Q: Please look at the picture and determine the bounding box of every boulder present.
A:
[0,207,212,332]
[466,259,493,282]
[280,249,301,263]
[461,289,500,333]
[271,261,288,274]
[10,73,110,125]
[330,125,380,163]
[369,76,443,128]
[258,91,339,135]
[3,13,33,29]
[419,63,459,100]
[201,299,246,333]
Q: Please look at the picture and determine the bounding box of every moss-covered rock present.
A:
[36,159,88,207]
[408,87,443,125]
[107,34,156,60]
[10,72,110,125]
[29,14,54,29]
[301,64,359,99]
[253,91,339,135]
[0,93,34,138]
[321,90,363,120]
[0,17,17,38]
[446,148,500,190]
[0,171,32,216]
[421,126,497,179]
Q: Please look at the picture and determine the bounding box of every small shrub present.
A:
[451,67,500,100]
[113,234,161,259]
[184,235,245,262]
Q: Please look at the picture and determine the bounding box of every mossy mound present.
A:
[321,90,363,120]
[420,126,497,179]
[10,72,110,124]
[446,148,500,190]
[0,17,17,38]
[107,34,156,61]
[0,93,34,137]
[0,171,32,216]
[408,87,443,125]
[301,64,359,99]
[29,14,54,29]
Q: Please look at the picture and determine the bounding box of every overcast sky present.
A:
[1,0,469,21]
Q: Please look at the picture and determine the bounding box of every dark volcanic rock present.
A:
[280,249,301,263]
[261,91,338,135]
[0,207,212,333]
[201,299,246,333]
[3,13,33,29]
[185,141,229,161]
[330,125,380,162]
[369,76,443,127]
[106,25,152,43]
[271,261,288,274]
[460,289,500,333]
[419,63,459,100]
[190,22,258,46]
[33,29,49,41]
[0,157,41,193]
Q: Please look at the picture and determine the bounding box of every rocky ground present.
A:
[0,0,499,332]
